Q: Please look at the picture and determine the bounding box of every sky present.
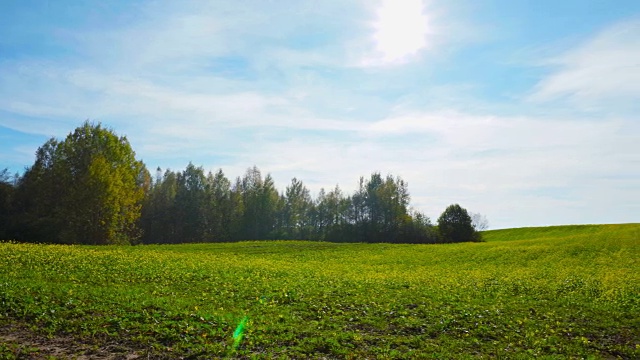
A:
[1,0,639,229]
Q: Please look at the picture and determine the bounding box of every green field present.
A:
[1,224,638,359]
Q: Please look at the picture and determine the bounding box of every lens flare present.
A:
[232,316,248,349]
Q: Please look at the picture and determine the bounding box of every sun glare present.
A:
[372,0,430,63]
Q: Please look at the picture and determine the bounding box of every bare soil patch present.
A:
[0,323,144,360]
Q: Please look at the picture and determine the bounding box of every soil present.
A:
[0,323,144,360]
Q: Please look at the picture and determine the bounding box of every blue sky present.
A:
[1,0,639,229]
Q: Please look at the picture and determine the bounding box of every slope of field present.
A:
[482,223,640,243]
[0,224,638,359]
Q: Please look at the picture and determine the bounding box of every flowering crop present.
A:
[0,224,638,358]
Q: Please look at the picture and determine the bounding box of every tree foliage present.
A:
[10,122,146,244]
[437,204,481,243]
[3,123,487,245]
[0,169,14,239]
[281,178,313,239]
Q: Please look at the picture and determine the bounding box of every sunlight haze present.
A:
[372,0,431,64]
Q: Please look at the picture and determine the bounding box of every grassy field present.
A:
[0,224,638,359]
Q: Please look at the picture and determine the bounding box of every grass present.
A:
[0,223,638,359]
[482,223,640,242]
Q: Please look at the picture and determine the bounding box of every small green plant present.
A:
[0,223,638,358]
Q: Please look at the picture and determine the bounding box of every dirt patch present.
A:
[0,323,144,359]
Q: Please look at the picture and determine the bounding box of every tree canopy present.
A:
[437,204,481,243]
[2,123,485,245]
[9,122,147,244]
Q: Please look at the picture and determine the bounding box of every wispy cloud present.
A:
[1,0,638,229]
[529,18,640,111]
[228,109,638,228]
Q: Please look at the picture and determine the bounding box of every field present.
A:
[0,224,638,359]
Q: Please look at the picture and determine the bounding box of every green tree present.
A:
[175,163,208,243]
[11,139,65,242]
[437,204,480,243]
[346,173,411,242]
[313,185,349,240]
[16,121,146,244]
[319,185,352,241]
[348,177,367,240]
[0,169,14,239]
[282,178,313,239]
[367,173,411,242]
[229,177,246,241]
[259,174,280,239]
[204,169,235,242]
[312,188,329,239]
[236,167,280,240]
[141,169,179,243]
[399,210,438,244]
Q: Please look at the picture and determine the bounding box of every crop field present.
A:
[0,224,638,359]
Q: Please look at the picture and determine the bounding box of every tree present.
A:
[236,167,280,240]
[173,163,207,243]
[259,174,280,239]
[313,185,349,241]
[10,139,65,242]
[142,169,179,244]
[348,173,412,242]
[282,178,313,239]
[437,204,480,243]
[370,174,411,242]
[399,210,438,244]
[229,177,246,241]
[204,169,235,242]
[0,169,14,239]
[470,212,489,231]
[15,121,146,244]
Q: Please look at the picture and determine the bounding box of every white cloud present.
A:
[225,110,638,229]
[1,0,638,230]
[68,0,364,75]
[529,19,640,108]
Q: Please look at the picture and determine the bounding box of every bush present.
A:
[437,204,481,243]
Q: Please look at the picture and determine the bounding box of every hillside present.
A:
[482,223,640,242]
[0,224,638,358]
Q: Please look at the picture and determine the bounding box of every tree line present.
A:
[0,122,485,245]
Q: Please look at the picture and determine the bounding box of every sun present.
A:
[372,0,430,63]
